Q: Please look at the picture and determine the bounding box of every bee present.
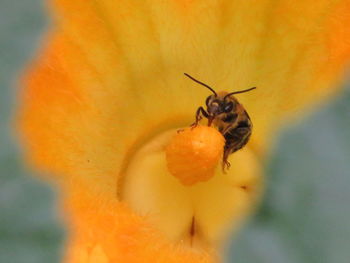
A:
[184,73,256,170]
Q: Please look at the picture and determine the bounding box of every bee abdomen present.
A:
[224,121,251,153]
[223,113,238,123]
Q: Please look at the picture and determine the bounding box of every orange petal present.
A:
[18,0,350,262]
[63,187,216,263]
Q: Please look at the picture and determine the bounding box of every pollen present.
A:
[165,125,225,186]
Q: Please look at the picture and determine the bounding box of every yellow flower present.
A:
[18,0,350,262]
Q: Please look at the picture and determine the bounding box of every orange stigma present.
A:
[165,126,225,186]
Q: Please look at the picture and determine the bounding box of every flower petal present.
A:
[63,187,216,263]
[18,0,350,262]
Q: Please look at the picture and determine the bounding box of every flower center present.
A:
[166,126,225,185]
[119,126,262,249]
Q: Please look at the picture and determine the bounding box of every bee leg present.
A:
[221,123,234,135]
[191,107,209,128]
[222,148,231,172]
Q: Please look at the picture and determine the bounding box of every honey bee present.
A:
[184,73,256,169]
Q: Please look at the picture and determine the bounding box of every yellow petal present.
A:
[18,0,350,262]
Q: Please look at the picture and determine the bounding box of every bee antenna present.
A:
[184,73,217,96]
[224,87,256,99]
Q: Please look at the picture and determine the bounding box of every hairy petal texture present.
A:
[19,0,350,262]
[63,187,215,263]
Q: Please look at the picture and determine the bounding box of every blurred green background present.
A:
[0,1,64,263]
[0,1,349,263]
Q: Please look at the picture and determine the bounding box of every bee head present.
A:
[205,95,235,116]
[184,72,256,118]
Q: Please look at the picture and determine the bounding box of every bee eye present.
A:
[224,102,233,112]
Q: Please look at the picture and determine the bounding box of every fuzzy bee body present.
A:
[204,92,253,168]
[184,73,255,169]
